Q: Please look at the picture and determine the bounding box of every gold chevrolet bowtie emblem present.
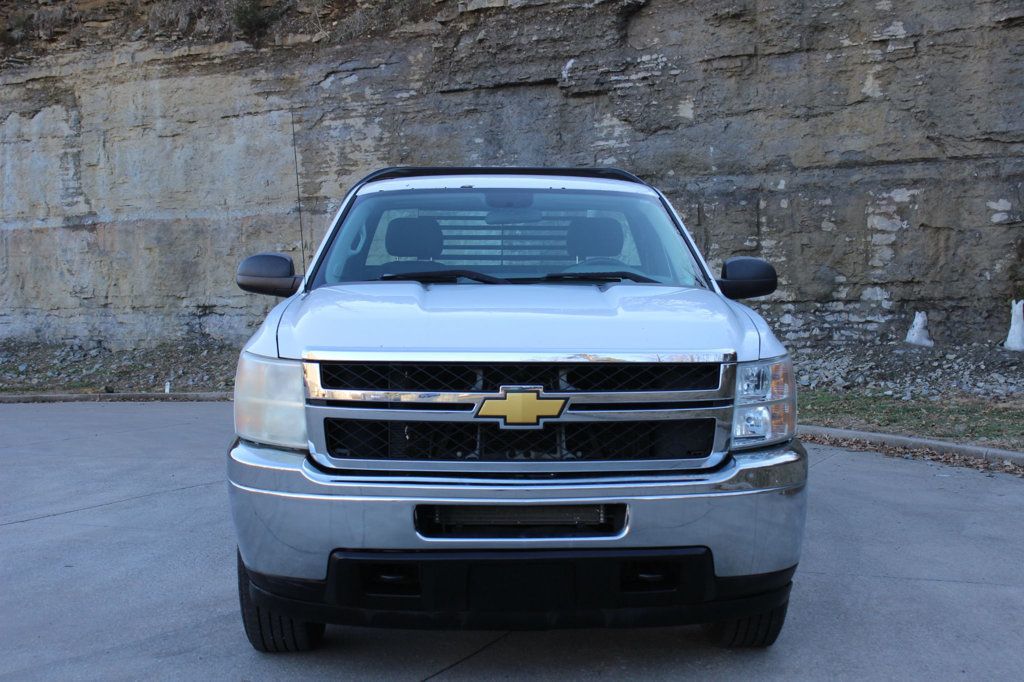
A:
[476,388,567,428]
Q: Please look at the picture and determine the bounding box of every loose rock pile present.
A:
[792,340,1023,400]
[0,338,238,394]
[2,337,1021,399]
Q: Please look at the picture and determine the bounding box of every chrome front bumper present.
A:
[229,441,807,581]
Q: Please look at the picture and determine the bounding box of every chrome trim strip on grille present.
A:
[304,363,736,405]
[308,403,730,423]
[302,350,738,364]
[309,389,729,404]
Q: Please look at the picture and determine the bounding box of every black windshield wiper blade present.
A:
[379,269,509,284]
[511,271,659,284]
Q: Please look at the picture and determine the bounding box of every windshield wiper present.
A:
[379,269,510,284]
[510,271,659,284]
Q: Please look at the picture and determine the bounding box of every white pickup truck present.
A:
[229,167,806,652]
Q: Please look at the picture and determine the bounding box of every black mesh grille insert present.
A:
[320,363,720,393]
[324,418,716,462]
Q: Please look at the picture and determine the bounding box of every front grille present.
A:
[320,362,721,393]
[324,418,716,462]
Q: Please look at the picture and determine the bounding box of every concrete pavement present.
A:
[1,402,1022,680]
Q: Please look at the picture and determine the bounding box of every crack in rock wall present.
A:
[1,0,1022,349]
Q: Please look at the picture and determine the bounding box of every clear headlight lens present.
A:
[233,351,308,450]
[732,356,796,450]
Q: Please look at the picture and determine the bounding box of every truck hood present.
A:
[274,283,764,361]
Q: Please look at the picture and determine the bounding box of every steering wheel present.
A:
[562,257,630,272]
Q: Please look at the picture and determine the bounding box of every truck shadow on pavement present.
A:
[258,624,767,679]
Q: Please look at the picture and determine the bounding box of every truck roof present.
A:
[361,166,647,184]
[354,166,658,196]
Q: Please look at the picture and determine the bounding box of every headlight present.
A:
[234,351,308,450]
[732,356,796,450]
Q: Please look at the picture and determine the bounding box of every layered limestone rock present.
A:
[1,0,1022,348]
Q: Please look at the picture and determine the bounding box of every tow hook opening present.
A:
[360,563,422,597]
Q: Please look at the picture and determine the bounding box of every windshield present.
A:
[311,188,707,287]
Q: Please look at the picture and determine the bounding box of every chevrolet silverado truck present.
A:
[230,167,806,652]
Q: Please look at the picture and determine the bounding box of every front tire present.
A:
[706,600,789,648]
[237,551,325,652]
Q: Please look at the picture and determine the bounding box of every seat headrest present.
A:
[385,218,443,259]
[566,217,624,258]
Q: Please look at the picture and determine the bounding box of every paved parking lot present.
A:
[1,402,1022,680]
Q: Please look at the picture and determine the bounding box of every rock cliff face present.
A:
[1,0,1022,349]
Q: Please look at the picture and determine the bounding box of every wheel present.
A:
[237,551,326,652]
[706,600,789,648]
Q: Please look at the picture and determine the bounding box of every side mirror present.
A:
[716,256,777,299]
[236,253,302,297]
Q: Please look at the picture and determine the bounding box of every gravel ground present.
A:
[0,338,239,394]
[791,339,1023,399]
[2,337,1021,398]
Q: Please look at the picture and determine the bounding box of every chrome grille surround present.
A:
[302,350,737,475]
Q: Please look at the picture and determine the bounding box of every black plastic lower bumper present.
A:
[244,547,795,630]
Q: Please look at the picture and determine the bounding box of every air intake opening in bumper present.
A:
[414,504,627,539]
